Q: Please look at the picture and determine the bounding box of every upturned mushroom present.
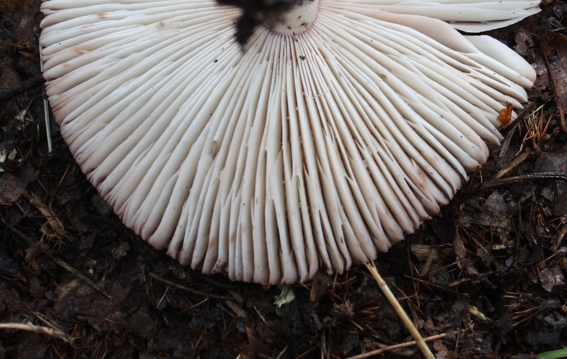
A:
[40,0,539,284]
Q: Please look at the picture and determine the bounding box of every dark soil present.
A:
[1,0,567,358]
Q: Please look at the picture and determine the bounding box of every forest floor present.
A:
[1,0,567,358]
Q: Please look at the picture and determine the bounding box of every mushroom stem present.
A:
[262,0,320,35]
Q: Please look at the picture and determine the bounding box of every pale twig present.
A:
[39,44,53,153]
[348,333,446,359]
[0,322,70,342]
[365,261,434,359]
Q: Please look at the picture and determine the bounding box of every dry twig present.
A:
[148,272,232,300]
[347,333,446,359]
[365,261,434,359]
[0,322,70,343]
[478,172,567,192]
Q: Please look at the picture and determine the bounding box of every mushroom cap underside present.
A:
[40,0,538,284]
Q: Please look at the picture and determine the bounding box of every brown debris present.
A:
[0,163,37,205]
[542,33,567,135]
[538,266,566,292]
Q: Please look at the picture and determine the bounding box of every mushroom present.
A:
[40,0,539,284]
